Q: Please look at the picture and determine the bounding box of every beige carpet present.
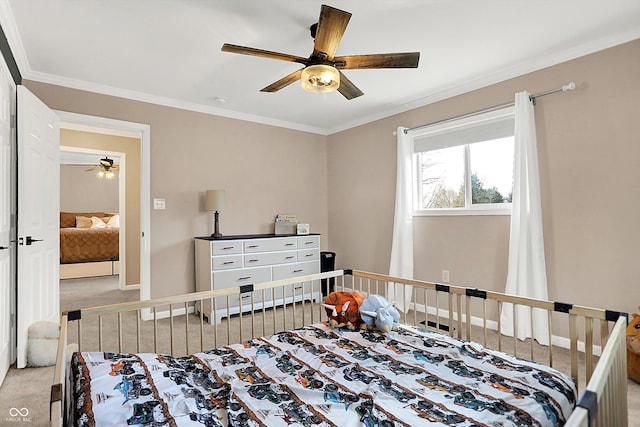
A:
[0,275,140,426]
[0,275,638,426]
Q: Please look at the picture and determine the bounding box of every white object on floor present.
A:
[27,321,60,367]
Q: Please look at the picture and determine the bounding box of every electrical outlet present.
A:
[442,270,450,283]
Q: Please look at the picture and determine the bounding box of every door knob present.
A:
[0,246,8,250]
[25,236,44,245]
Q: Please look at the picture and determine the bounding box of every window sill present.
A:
[413,207,511,217]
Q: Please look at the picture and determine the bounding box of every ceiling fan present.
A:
[221,4,420,100]
[86,157,119,179]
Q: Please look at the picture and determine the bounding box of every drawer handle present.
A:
[305,241,314,245]
[295,286,302,290]
[238,276,251,280]
[241,295,251,299]
[285,256,295,259]
[305,254,314,257]
[285,243,295,246]
[223,246,235,250]
[293,269,303,273]
[247,245,259,248]
[248,259,259,263]
[223,261,235,265]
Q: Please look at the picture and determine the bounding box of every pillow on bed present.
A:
[90,216,107,228]
[105,214,119,228]
[75,216,92,228]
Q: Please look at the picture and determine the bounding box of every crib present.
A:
[50,269,628,426]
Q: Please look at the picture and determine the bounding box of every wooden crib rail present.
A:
[67,270,339,353]
[565,317,628,427]
[50,312,67,427]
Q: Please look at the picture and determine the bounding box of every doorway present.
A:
[59,146,127,288]
[56,111,151,304]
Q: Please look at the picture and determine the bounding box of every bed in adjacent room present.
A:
[59,211,119,278]
[51,270,628,427]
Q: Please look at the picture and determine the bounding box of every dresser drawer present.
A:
[272,260,320,281]
[213,266,272,288]
[244,250,297,267]
[214,290,263,316]
[297,235,320,249]
[244,237,297,253]
[211,254,243,271]
[211,240,243,255]
[298,248,319,262]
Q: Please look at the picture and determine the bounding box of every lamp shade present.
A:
[205,190,226,211]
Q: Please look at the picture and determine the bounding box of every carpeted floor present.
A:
[0,275,638,426]
[0,275,139,426]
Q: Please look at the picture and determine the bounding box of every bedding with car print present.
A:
[69,322,576,426]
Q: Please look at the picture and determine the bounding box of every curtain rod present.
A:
[403,82,576,134]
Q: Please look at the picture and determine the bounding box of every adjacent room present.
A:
[0,1,638,426]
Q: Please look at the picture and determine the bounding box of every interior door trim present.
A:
[55,111,151,305]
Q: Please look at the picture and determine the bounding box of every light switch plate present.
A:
[153,198,166,210]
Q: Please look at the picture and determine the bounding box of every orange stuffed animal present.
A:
[628,308,640,383]
[323,291,365,330]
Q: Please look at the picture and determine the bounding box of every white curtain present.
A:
[388,126,414,312]
[500,91,550,345]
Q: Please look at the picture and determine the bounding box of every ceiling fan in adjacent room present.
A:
[86,157,119,180]
[221,4,420,100]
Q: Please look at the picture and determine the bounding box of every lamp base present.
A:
[211,210,222,238]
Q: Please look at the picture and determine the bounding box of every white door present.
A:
[0,59,15,383]
[16,86,60,368]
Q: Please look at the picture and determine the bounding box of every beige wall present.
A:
[327,39,640,318]
[25,39,639,317]
[60,164,119,213]
[23,84,329,298]
[59,129,141,286]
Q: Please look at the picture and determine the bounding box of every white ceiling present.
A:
[2,1,639,135]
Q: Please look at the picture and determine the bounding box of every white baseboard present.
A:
[139,305,195,321]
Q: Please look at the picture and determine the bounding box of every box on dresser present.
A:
[194,234,321,323]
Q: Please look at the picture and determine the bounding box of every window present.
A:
[413,107,515,215]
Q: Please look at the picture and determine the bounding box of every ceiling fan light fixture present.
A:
[301,64,340,93]
[91,156,118,180]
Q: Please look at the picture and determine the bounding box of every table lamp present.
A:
[205,190,226,238]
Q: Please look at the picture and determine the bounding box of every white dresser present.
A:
[195,234,321,323]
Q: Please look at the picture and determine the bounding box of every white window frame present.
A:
[412,107,515,217]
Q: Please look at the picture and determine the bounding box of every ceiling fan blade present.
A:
[335,52,420,69]
[85,166,99,172]
[337,71,363,100]
[312,5,351,60]
[261,69,304,92]
[222,43,308,65]
[112,165,120,170]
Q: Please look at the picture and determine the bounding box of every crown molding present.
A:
[325,28,640,135]
[26,69,328,135]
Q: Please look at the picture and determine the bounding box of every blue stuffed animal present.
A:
[359,295,400,333]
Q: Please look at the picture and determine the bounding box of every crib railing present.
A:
[564,317,628,427]
[51,269,628,427]
[340,269,626,388]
